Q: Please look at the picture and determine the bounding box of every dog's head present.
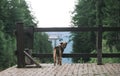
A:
[60,42,67,49]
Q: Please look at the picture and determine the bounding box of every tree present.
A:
[72,0,120,63]
[102,0,120,52]
[34,32,53,63]
[0,0,52,70]
[71,0,96,63]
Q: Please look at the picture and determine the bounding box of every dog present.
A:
[53,42,67,66]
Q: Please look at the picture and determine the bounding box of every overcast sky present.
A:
[25,0,76,27]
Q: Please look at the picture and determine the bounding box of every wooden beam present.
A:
[34,27,120,32]
[34,27,99,32]
[96,0,103,65]
[16,23,25,68]
[24,51,41,68]
[97,26,102,65]
[103,27,120,31]
[32,53,120,58]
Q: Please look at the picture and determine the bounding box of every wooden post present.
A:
[16,23,25,68]
[96,0,103,65]
[97,26,102,65]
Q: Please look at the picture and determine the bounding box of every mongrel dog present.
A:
[53,42,67,66]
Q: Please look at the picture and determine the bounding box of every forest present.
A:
[72,0,120,63]
[0,0,52,70]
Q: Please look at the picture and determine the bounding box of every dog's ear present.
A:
[65,42,67,46]
[60,42,63,45]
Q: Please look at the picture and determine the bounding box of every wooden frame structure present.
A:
[16,23,120,68]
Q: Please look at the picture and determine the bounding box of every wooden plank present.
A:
[16,23,25,68]
[32,53,120,58]
[60,64,70,76]
[0,63,120,76]
[103,27,120,31]
[34,27,120,32]
[40,64,53,76]
[67,64,76,76]
[107,64,118,75]
[100,64,108,75]
[93,64,101,75]
[91,63,98,74]
[82,63,89,75]
[87,63,93,75]
[34,27,99,32]
[112,64,120,76]
[104,64,114,76]
[56,64,67,76]
[97,64,104,74]
[54,64,66,76]
[50,64,61,76]
[112,64,120,73]
[78,63,85,75]
[24,51,41,68]
[41,64,52,75]
[73,64,78,75]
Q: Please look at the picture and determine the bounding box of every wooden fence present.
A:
[16,23,120,68]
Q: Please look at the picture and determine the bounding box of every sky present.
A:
[25,0,75,63]
[25,0,76,27]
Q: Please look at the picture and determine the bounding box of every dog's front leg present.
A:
[53,48,56,66]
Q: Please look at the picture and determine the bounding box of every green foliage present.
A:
[72,0,96,27]
[90,40,120,63]
[33,33,53,63]
[72,32,96,63]
[102,0,120,52]
[72,0,120,63]
[71,0,96,63]
[0,0,52,70]
[34,33,52,53]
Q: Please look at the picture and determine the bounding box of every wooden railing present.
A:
[32,53,120,58]
[16,23,120,68]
